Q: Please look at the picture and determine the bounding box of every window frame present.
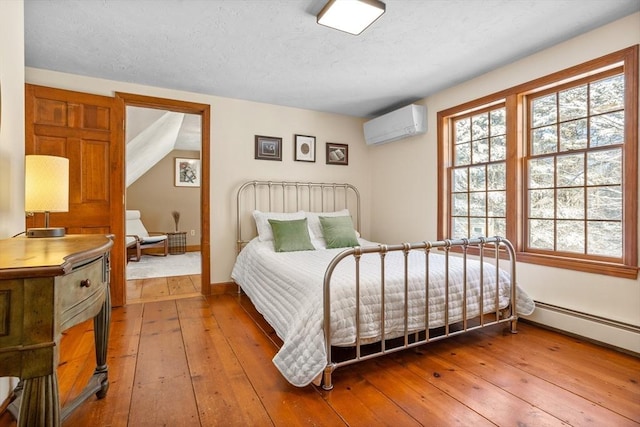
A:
[437,45,638,279]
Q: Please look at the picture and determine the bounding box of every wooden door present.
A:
[25,84,125,306]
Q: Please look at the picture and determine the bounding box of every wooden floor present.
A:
[126,274,201,304]
[2,277,639,426]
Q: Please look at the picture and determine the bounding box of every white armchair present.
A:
[126,210,168,262]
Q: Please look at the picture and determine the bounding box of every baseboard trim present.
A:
[210,282,237,295]
[523,301,640,355]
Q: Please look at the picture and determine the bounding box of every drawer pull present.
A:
[80,279,91,288]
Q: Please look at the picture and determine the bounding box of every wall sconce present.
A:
[25,154,69,238]
[317,0,386,35]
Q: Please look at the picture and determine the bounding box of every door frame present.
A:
[115,92,211,299]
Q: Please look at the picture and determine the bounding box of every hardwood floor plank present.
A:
[475,323,640,422]
[56,320,95,406]
[168,275,197,296]
[175,297,273,426]
[127,301,200,426]
[360,357,495,426]
[209,294,346,426]
[64,304,144,427]
[139,277,169,300]
[126,278,143,300]
[391,335,567,426]
[433,329,639,427]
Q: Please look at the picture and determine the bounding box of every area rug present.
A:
[126,251,201,280]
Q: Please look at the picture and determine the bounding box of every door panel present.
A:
[25,84,125,306]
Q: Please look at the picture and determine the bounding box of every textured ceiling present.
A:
[24,0,640,118]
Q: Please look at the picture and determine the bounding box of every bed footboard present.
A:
[321,236,517,391]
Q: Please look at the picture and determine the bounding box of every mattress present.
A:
[231,238,535,387]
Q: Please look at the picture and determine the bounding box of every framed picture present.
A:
[294,134,316,162]
[326,143,348,165]
[175,158,201,187]
[255,135,282,161]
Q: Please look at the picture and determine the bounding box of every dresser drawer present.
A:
[57,256,107,331]
[0,279,23,349]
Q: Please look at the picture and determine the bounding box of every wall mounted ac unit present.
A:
[363,104,427,146]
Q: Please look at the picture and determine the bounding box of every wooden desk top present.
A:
[0,235,113,280]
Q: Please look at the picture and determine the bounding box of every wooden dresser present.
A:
[0,235,113,426]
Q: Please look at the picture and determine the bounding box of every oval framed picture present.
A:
[294,134,316,162]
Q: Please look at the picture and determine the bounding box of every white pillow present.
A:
[305,209,351,240]
[252,210,305,241]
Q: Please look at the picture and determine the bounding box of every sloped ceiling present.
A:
[125,107,201,186]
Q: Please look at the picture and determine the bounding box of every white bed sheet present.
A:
[231,238,535,387]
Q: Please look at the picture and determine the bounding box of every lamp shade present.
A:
[317,0,385,35]
[25,155,69,212]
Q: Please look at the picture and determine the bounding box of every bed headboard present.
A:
[236,180,361,252]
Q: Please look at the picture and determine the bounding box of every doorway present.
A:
[117,92,211,304]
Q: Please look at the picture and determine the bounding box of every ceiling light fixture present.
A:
[317,0,386,35]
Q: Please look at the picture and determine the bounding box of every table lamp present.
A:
[25,154,69,238]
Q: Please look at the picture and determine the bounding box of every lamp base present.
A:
[26,227,66,238]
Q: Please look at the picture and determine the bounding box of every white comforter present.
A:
[231,238,535,387]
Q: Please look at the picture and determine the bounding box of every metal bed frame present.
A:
[236,180,519,390]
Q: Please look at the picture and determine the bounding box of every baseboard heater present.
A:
[524,301,640,356]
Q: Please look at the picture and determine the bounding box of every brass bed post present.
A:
[501,237,519,334]
[478,237,485,327]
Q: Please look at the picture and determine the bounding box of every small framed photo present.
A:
[255,135,282,161]
[294,134,316,162]
[326,143,348,166]
[175,158,201,187]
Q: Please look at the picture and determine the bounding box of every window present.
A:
[438,46,638,278]
[451,105,507,239]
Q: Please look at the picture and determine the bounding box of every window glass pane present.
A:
[557,187,584,219]
[587,186,622,220]
[587,148,621,186]
[529,219,554,250]
[587,221,622,257]
[528,157,554,188]
[556,153,584,187]
[490,135,506,161]
[452,217,468,239]
[487,163,506,190]
[469,166,486,191]
[590,112,624,147]
[455,142,471,166]
[532,94,557,127]
[559,85,587,121]
[557,220,585,253]
[470,192,486,216]
[590,74,624,114]
[472,138,489,164]
[472,113,489,139]
[559,119,587,151]
[487,191,506,217]
[531,125,557,155]
[488,217,506,237]
[490,108,506,135]
[529,189,555,218]
[452,193,468,216]
[453,168,468,192]
[455,118,471,144]
[470,217,486,237]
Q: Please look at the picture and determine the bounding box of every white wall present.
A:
[369,13,640,352]
[24,68,371,285]
[0,0,24,407]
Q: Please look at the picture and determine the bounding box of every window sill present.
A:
[516,252,638,280]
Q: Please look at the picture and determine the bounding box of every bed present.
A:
[231,180,535,390]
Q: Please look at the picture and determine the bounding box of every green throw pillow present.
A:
[268,218,315,252]
[319,215,359,249]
